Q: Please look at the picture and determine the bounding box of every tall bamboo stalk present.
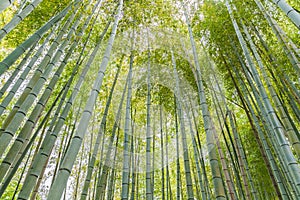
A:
[226,1,300,196]
[0,0,43,40]
[81,57,122,200]
[145,30,153,200]
[0,10,81,157]
[172,50,194,200]
[0,0,82,75]
[0,25,57,107]
[0,0,16,13]
[17,10,113,200]
[46,2,123,198]
[272,0,300,29]
[242,22,300,158]
[180,1,226,198]
[121,40,134,200]
[0,80,65,198]
[159,104,165,200]
[94,71,128,200]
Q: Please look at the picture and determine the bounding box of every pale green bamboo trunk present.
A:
[0,0,81,75]
[146,37,153,200]
[253,29,300,121]
[0,0,43,40]
[164,119,173,200]
[130,129,138,200]
[172,51,194,200]
[181,1,226,198]
[121,47,134,200]
[46,2,123,198]
[228,61,290,199]
[0,10,79,158]
[174,95,182,200]
[81,58,121,200]
[94,75,128,199]
[185,102,209,200]
[226,1,300,197]
[159,105,165,200]
[0,42,38,100]
[0,26,56,106]
[242,22,300,158]
[0,12,75,117]
[0,24,92,184]
[0,0,16,13]
[254,0,300,76]
[107,125,121,200]
[17,10,113,200]
[272,0,300,29]
[209,95,238,200]
[230,39,297,198]
[0,82,66,198]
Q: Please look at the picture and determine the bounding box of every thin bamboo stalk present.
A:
[0,0,43,40]
[172,51,194,200]
[0,0,82,75]
[46,2,123,198]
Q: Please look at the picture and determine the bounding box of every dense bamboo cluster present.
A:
[0,0,299,199]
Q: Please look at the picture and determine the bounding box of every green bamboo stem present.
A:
[16,17,111,200]
[185,103,209,200]
[229,60,291,199]
[174,94,181,200]
[272,0,300,29]
[107,125,121,200]
[0,42,38,100]
[0,79,65,198]
[268,19,299,57]
[74,142,85,199]
[30,118,53,200]
[121,47,134,200]
[252,25,300,139]
[145,31,153,200]
[0,0,43,40]
[97,108,124,200]
[11,146,34,199]
[208,58,258,199]
[229,109,257,199]
[130,118,138,200]
[129,122,135,200]
[181,1,226,198]
[0,31,80,162]
[164,117,173,200]
[159,104,165,200]
[172,51,194,200]
[286,92,300,121]
[231,40,288,197]
[229,48,293,199]
[151,116,155,198]
[81,58,122,200]
[226,2,300,196]
[0,25,56,108]
[46,2,123,198]
[254,0,300,76]
[0,0,82,76]
[242,22,300,158]
[189,97,212,200]
[0,35,88,184]
[208,90,238,200]
[212,92,245,200]
[0,10,79,156]
[0,0,16,13]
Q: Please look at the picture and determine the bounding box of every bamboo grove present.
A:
[0,0,299,199]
